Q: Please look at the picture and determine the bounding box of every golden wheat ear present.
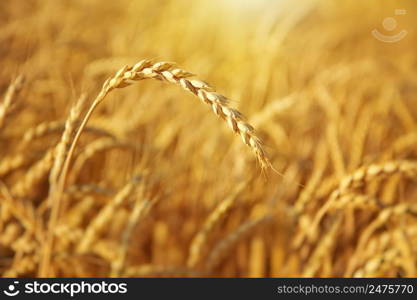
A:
[39,59,271,277]
[99,60,271,168]
[63,60,270,181]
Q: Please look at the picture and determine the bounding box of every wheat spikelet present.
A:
[0,222,21,246]
[0,153,27,177]
[0,75,25,129]
[328,193,380,211]
[11,148,55,197]
[3,254,38,277]
[353,248,400,277]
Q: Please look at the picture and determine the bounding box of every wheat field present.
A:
[1,0,417,277]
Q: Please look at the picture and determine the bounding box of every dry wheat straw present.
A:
[346,203,417,275]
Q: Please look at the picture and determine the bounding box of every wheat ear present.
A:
[21,120,115,145]
[111,194,159,276]
[77,175,141,253]
[49,95,85,195]
[306,160,417,242]
[69,137,137,183]
[187,181,246,268]
[205,215,272,273]
[0,75,25,129]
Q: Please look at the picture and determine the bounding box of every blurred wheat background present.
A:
[1,0,417,277]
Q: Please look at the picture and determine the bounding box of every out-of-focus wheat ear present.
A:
[204,215,272,273]
[0,75,25,129]
[0,181,38,236]
[187,181,246,269]
[77,175,142,253]
[68,137,138,184]
[302,216,342,277]
[347,203,417,275]
[0,153,27,177]
[21,120,115,147]
[3,253,39,277]
[12,148,55,197]
[111,194,160,277]
[39,95,85,276]
[49,94,86,195]
[305,160,417,243]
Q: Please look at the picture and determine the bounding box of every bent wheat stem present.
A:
[39,60,270,276]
